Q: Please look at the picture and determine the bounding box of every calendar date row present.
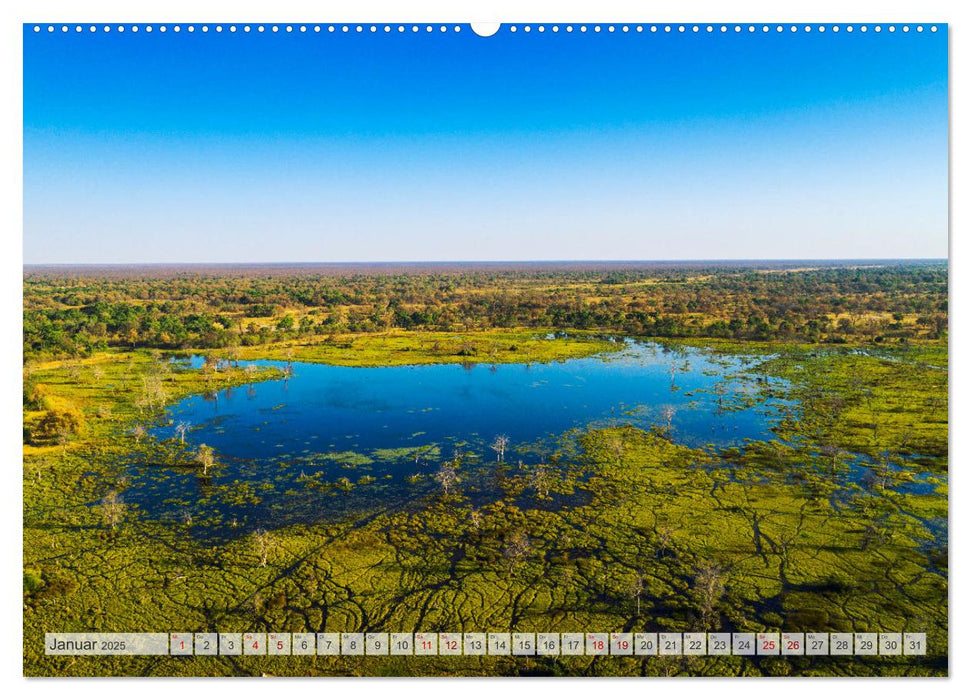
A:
[47,631,927,657]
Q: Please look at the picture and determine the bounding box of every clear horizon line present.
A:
[23,257,949,267]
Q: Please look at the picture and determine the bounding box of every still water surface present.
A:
[132,342,789,536]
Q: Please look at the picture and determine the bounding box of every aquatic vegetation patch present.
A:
[22,341,947,676]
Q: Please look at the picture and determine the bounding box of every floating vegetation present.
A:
[22,333,947,677]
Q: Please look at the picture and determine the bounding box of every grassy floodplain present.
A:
[219,329,618,367]
[22,262,947,677]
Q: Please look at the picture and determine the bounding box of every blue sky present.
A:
[23,24,948,263]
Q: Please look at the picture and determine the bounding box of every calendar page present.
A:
[22,18,948,678]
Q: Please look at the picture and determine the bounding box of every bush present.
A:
[23,569,44,594]
[32,405,86,444]
[786,608,830,630]
[23,380,46,409]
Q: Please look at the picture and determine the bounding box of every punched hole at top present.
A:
[471,23,501,37]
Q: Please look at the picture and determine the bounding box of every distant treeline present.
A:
[23,263,948,359]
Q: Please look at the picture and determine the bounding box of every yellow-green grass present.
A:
[22,341,947,677]
[214,329,620,367]
[24,423,946,676]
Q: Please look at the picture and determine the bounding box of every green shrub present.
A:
[23,569,44,594]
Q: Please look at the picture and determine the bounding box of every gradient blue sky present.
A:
[23,24,948,263]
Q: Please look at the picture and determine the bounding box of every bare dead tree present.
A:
[100,490,125,531]
[29,457,46,484]
[412,444,435,465]
[531,463,551,499]
[196,444,216,476]
[436,459,458,495]
[153,354,172,382]
[694,561,726,629]
[655,524,676,556]
[254,528,274,567]
[660,405,676,431]
[140,374,167,411]
[201,357,216,386]
[66,360,82,382]
[55,424,73,452]
[175,421,190,445]
[606,433,625,467]
[630,571,645,616]
[503,530,530,575]
[491,435,510,463]
[820,443,841,474]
